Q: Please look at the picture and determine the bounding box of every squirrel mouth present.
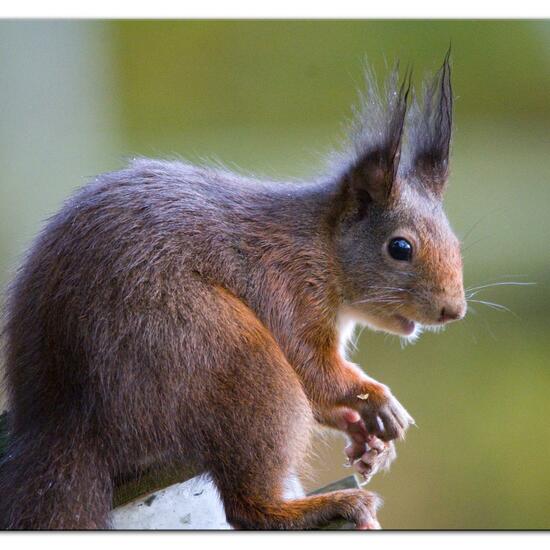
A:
[394,315,416,336]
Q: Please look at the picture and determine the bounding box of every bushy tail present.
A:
[0,428,112,530]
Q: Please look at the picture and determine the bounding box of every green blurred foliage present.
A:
[0,20,549,529]
[112,20,550,128]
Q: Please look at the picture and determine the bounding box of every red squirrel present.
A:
[0,53,465,529]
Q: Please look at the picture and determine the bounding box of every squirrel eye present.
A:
[388,237,413,262]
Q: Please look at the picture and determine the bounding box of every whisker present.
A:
[459,207,505,245]
[461,235,490,255]
[465,281,535,298]
[459,309,479,344]
[465,281,535,291]
[368,285,413,293]
[350,296,402,306]
[464,274,531,290]
[351,300,392,307]
[467,299,514,315]
[479,312,498,341]
[350,285,414,308]
[350,324,368,354]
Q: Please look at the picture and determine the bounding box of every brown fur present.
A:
[0,55,465,529]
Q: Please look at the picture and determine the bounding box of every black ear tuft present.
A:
[402,49,453,196]
[341,62,411,204]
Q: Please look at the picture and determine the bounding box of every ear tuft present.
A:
[341,62,411,204]
[402,49,453,196]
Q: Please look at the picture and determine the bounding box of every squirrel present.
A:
[0,53,465,530]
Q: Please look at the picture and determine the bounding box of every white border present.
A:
[2,6,548,546]
[0,1,549,19]
[13,531,550,550]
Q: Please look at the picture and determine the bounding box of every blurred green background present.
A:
[0,20,549,529]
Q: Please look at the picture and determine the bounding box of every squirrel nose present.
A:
[438,303,466,323]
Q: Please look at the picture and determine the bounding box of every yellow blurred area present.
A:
[0,20,549,528]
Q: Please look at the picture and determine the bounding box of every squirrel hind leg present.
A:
[195,287,380,530]
[222,489,381,530]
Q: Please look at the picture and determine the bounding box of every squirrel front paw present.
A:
[356,384,415,442]
[345,435,397,484]
[335,408,398,482]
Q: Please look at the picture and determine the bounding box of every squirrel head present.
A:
[332,52,466,339]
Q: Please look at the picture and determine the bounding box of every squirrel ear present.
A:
[342,64,411,205]
[403,50,453,197]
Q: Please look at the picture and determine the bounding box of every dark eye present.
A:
[388,237,413,262]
